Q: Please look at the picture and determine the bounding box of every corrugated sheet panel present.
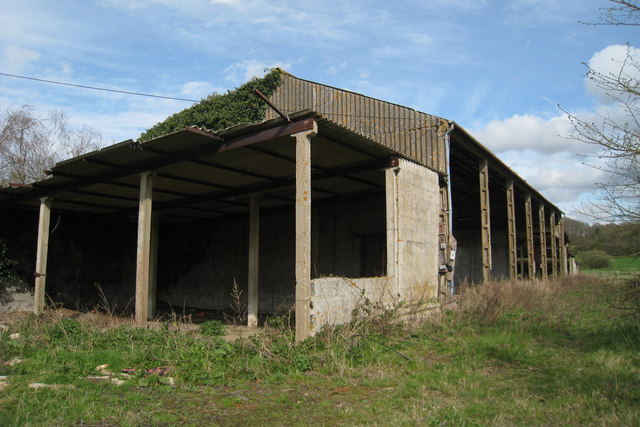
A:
[266,75,447,174]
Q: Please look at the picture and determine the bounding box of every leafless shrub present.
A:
[224,279,247,326]
[93,283,115,316]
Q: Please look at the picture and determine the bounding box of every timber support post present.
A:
[506,180,517,280]
[525,194,536,279]
[479,160,492,282]
[135,171,154,327]
[561,218,568,275]
[550,211,558,278]
[293,121,317,342]
[539,204,547,280]
[247,194,260,328]
[34,197,52,315]
[148,213,160,320]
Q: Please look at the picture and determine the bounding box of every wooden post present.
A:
[560,217,568,276]
[293,122,317,342]
[148,213,160,320]
[34,197,52,315]
[479,160,492,282]
[539,204,547,280]
[506,180,517,280]
[135,171,154,327]
[550,211,558,278]
[525,194,536,279]
[247,194,260,328]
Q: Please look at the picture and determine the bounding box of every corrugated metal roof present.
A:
[266,73,447,174]
[0,113,397,222]
[265,72,562,215]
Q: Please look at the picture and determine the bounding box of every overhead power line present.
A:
[0,72,199,103]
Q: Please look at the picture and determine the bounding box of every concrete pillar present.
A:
[385,166,400,296]
[293,122,317,342]
[525,194,536,279]
[550,211,558,278]
[506,180,517,280]
[148,213,160,319]
[538,204,548,280]
[34,197,52,315]
[135,171,154,327]
[247,194,260,328]
[479,160,492,282]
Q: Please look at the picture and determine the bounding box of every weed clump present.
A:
[48,318,84,341]
[199,320,225,337]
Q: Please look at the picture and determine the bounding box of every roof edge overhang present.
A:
[450,121,563,215]
[0,110,403,212]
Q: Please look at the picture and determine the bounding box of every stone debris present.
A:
[7,358,23,366]
[8,332,20,340]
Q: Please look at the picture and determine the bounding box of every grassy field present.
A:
[613,255,640,272]
[582,255,640,279]
[1,275,639,425]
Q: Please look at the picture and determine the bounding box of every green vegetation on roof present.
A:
[139,69,283,141]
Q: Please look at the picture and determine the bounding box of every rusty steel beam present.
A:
[254,89,290,122]
[246,145,384,190]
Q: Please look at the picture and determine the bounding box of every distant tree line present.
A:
[565,217,640,257]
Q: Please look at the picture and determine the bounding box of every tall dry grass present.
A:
[453,275,602,325]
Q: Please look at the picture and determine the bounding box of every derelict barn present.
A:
[0,71,567,340]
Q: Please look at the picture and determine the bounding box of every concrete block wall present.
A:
[158,213,296,312]
[157,196,386,314]
[313,197,386,278]
[309,276,391,334]
[387,159,440,302]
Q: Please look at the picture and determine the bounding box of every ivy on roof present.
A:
[139,69,283,141]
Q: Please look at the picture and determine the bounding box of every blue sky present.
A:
[1,0,638,220]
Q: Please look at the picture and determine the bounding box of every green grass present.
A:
[613,255,640,271]
[582,255,640,279]
[1,275,639,425]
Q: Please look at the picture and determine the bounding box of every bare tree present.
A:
[0,105,102,186]
[582,0,640,26]
[565,1,640,225]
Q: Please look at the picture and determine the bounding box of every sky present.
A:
[0,0,639,221]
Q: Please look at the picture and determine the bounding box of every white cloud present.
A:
[468,111,609,216]
[2,46,40,73]
[224,60,291,84]
[59,62,73,75]
[180,81,216,98]
[585,44,640,104]
[470,113,593,155]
